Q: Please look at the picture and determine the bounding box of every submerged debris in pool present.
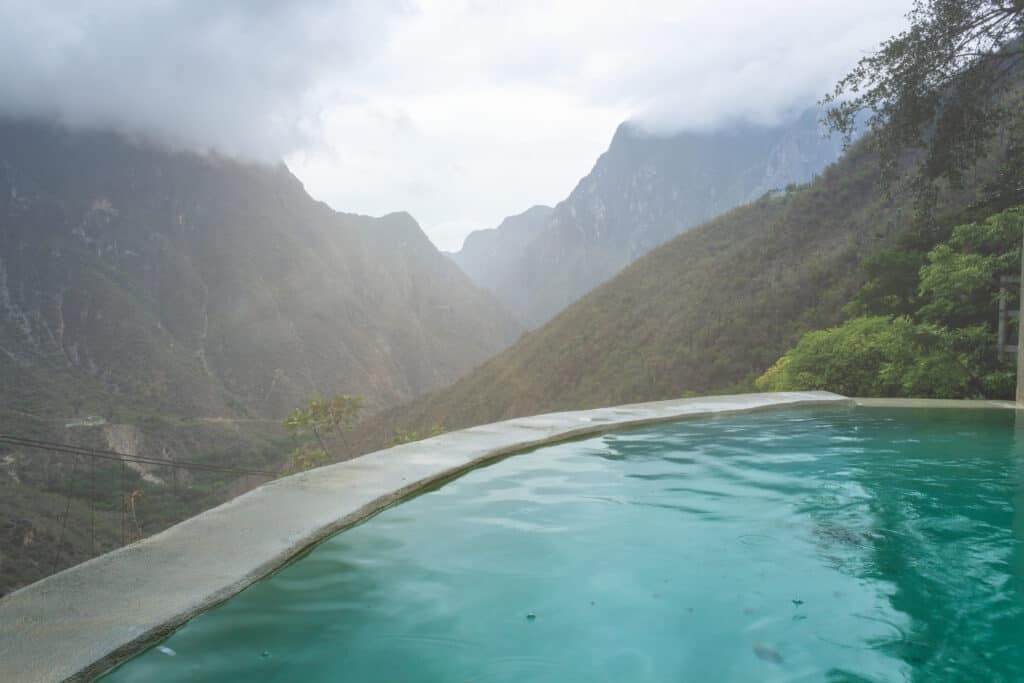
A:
[792,599,804,606]
[526,612,536,620]
[157,646,176,657]
[813,523,883,549]
[261,650,271,658]
[752,642,784,664]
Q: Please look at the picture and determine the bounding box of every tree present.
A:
[282,394,364,471]
[757,208,1023,398]
[918,206,1023,324]
[823,1,1024,199]
[846,248,928,316]
[755,316,974,398]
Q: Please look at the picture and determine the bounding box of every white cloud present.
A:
[0,0,405,159]
[0,0,911,251]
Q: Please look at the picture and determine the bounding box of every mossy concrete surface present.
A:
[0,391,850,682]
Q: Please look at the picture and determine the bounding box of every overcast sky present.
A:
[0,0,910,251]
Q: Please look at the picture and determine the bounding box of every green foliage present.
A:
[283,394,364,471]
[918,246,1003,323]
[948,205,1024,253]
[391,424,447,446]
[346,139,1024,458]
[847,249,927,316]
[0,419,291,596]
[755,317,972,397]
[759,207,1023,398]
[823,0,1024,196]
[283,394,364,441]
[918,207,1023,324]
[287,444,330,471]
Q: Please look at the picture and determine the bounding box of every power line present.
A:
[0,434,277,478]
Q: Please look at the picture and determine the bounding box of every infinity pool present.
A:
[102,407,1024,681]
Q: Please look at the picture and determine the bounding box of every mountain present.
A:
[0,119,526,595]
[350,135,1013,452]
[449,109,846,326]
[0,120,521,423]
[447,205,553,301]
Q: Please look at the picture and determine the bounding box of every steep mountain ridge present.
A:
[447,205,553,298]
[0,120,520,422]
[450,109,846,326]
[351,135,1010,453]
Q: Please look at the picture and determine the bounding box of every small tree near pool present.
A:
[283,394,364,471]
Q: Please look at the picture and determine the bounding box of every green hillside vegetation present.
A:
[0,121,519,425]
[0,421,288,595]
[0,120,522,590]
[757,207,1023,397]
[0,484,122,597]
[346,136,1022,456]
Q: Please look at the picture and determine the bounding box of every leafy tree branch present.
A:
[282,394,364,471]
[823,0,1024,199]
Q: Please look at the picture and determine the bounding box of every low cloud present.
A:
[445,0,909,132]
[0,1,911,249]
[0,1,405,160]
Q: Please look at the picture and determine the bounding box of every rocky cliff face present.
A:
[450,109,846,326]
[0,120,521,420]
[447,205,552,301]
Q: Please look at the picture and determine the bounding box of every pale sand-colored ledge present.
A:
[5,390,1012,681]
[854,397,1020,410]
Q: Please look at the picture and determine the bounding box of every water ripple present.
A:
[103,407,1024,683]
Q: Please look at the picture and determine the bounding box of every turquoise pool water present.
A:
[102,408,1024,682]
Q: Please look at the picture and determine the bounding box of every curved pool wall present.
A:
[100,405,1024,681]
[0,391,1012,681]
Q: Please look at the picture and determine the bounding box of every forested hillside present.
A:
[350,136,1021,454]
[757,206,1023,397]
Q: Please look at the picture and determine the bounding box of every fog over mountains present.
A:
[450,109,847,326]
[0,120,520,421]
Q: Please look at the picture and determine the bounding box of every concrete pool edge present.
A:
[5,390,1009,682]
[853,397,1020,410]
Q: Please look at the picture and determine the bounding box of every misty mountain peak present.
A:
[449,108,846,326]
[0,120,521,420]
